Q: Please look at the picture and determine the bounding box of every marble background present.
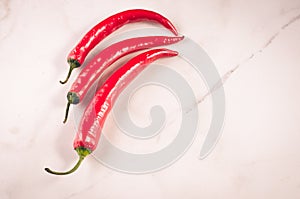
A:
[1,0,300,198]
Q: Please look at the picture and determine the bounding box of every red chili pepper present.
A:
[60,9,178,84]
[45,48,178,175]
[63,35,183,123]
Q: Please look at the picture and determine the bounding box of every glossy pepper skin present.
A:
[60,9,178,84]
[63,35,184,123]
[74,48,178,151]
[45,48,178,175]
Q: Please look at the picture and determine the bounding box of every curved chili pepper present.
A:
[63,35,183,123]
[45,48,178,175]
[60,9,178,84]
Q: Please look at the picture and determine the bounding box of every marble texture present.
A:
[1,0,300,198]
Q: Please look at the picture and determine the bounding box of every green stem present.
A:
[45,156,84,175]
[45,147,91,176]
[59,65,75,84]
[59,59,81,84]
[63,92,80,124]
[63,102,71,124]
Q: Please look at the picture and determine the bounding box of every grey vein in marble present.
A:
[197,13,300,105]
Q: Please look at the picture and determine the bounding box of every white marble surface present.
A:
[1,0,300,198]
